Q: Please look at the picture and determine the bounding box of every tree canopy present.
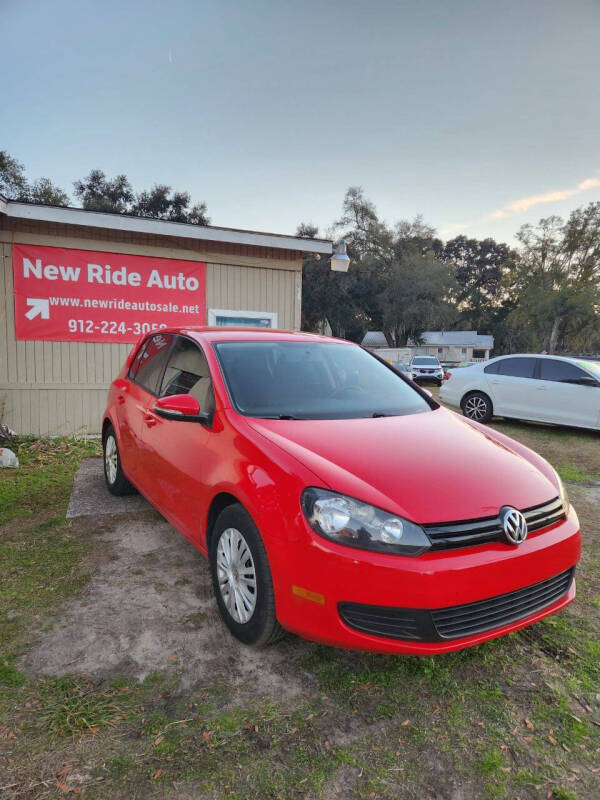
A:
[73,169,210,225]
[300,188,600,354]
[0,150,69,206]
[1,152,210,226]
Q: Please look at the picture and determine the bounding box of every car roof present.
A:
[156,326,352,346]
[491,353,592,363]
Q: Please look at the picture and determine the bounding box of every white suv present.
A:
[409,356,444,386]
[440,354,600,430]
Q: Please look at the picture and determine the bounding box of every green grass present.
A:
[556,464,598,483]
[0,436,100,521]
[0,515,94,653]
[37,676,136,737]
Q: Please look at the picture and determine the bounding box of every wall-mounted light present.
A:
[330,239,350,272]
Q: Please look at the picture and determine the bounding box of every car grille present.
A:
[423,496,566,551]
[431,568,574,639]
[338,568,574,642]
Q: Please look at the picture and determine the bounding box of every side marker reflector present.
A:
[291,585,325,605]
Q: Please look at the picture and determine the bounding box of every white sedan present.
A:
[440,354,600,430]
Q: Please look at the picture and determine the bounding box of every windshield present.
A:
[412,357,439,365]
[214,341,432,420]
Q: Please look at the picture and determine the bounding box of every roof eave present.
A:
[2,200,333,255]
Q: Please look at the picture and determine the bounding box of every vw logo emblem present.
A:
[500,506,528,545]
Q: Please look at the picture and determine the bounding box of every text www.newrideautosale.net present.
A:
[47,295,203,337]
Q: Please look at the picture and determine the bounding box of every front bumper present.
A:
[413,372,443,383]
[271,507,581,654]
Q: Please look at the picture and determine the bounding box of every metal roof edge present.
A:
[4,200,333,254]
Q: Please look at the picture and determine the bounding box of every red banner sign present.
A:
[12,243,206,343]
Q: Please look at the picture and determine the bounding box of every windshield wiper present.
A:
[372,412,390,418]
[258,414,306,420]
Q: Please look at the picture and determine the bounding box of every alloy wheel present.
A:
[104,434,118,484]
[464,395,488,421]
[216,528,257,624]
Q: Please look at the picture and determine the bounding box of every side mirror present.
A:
[154,394,210,423]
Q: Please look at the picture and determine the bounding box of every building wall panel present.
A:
[0,235,301,436]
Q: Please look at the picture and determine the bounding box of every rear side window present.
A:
[134,333,173,394]
[497,357,536,378]
[128,344,147,379]
[484,361,501,374]
[539,359,590,384]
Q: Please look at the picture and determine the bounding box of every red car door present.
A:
[116,332,174,491]
[138,335,216,538]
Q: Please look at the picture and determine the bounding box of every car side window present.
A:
[539,359,591,384]
[159,336,215,414]
[134,333,173,395]
[484,361,501,374]
[128,342,147,379]
[498,357,536,378]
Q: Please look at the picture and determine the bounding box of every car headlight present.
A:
[552,468,570,514]
[301,488,431,556]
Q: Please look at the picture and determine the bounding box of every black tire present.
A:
[461,391,493,424]
[209,503,285,646]
[102,424,136,496]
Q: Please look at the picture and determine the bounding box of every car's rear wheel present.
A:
[461,391,493,423]
[209,504,285,646]
[103,424,136,496]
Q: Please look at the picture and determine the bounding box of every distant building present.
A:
[361,330,493,363]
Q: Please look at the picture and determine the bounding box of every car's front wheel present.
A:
[103,424,136,496]
[209,504,285,646]
[461,391,493,423]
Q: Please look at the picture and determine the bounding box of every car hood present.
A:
[246,407,558,524]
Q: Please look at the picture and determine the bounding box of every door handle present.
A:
[143,409,160,427]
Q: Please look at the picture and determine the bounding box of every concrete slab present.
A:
[66,458,151,518]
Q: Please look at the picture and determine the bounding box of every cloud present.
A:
[440,175,600,237]
[490,177,600,219]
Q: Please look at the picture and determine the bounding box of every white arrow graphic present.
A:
[25,298,50,320]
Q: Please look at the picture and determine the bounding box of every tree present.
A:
[507,202,600,353]
[300,190,458,344]
[436,235,516,335]
[132,184,209,225]
[0,150,69,205]
[296,222,319,239]
[376,238,457,347]
[73,170,210,224]
[73,170,134,213]
[0,151,28,197]
[27,177,70,206]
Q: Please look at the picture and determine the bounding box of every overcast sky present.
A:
[2,0,599,243]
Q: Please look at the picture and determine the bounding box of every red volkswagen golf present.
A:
[102,328,580,654]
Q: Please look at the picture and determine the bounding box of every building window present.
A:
[473,349,486,360]
[437,348,443,355]
[461,347,467,355]
[207,309,278,328]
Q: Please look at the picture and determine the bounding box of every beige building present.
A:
[0,197,332,435]
[362,330,494,364]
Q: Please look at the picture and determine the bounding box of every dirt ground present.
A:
[25,502,303,701]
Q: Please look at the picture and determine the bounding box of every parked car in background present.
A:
[102,329,579,654]
[410,356,444,386]
[441,354,600,430]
